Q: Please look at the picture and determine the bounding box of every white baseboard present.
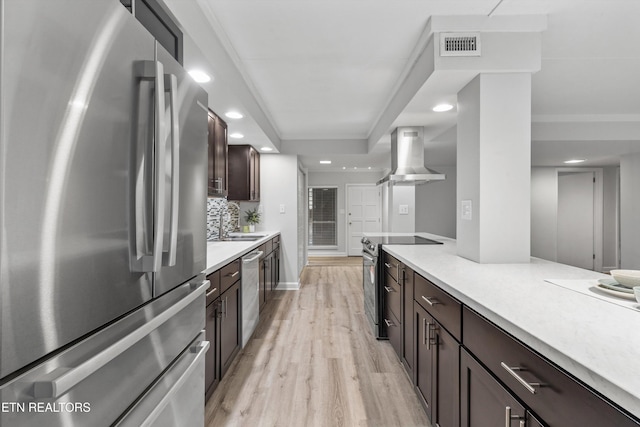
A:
[275,281,300,290]
[308,251,348,257]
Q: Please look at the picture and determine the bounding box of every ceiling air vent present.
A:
[440,32,481,57]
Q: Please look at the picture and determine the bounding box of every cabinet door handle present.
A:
[384,286,393,293]
[426,321,432,350]
[501,362,545,394]
[384,319,393,328]
[421,295,441,306]
[505,406,525,427]
[422,318,427,345]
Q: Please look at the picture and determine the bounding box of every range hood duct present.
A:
[377,126,445,186]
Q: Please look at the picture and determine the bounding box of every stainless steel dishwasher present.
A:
[241,250,263,347]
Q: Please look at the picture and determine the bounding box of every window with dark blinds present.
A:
[308,187,337,247]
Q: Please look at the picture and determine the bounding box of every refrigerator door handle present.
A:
[32,280,209,399]
[133,60,166,272]
[162,73,179,267]
[138,340,210,427]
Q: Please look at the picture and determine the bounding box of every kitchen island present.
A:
[378,233,640,422]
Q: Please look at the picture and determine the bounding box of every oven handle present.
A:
[362,253,376,263]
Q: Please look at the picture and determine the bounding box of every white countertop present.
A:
[205,231,280,275]
[373,232,640,419]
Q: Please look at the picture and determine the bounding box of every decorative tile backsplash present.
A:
[207,197,237,240]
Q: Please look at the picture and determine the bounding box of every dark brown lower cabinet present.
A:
[415,303,434,417]
[264,251,274,303]
[204,299,220,401]
[415,302,460,427]
[460,348,525,427]
[402,269,414,380]
[433,320,459,427]
[220,281,240,378]
[527,412,544,427]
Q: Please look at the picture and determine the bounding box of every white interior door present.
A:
[347,185,381,256]
[557,172,595,270]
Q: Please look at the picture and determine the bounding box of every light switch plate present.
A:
[279,204,285,214]
[399,204,409,215]
[461,200,472,220]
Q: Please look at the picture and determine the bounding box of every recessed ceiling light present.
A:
[229,133,244,139]
[342,167,346,170]
[225,111,243,119]
[368,167,372,170]
[433,103,454,112]
[353,167,357,169]
[188,70,211,83]
[319,160,332,164]
[564,159,586,164]
[261,146,273,152]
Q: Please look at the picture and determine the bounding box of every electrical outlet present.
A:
[279,204,285,214]
[461,200,472,220]
[399,205,409,215]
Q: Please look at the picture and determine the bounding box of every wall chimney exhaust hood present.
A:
[377,126,445,186]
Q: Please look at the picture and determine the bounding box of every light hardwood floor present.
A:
[307,256,363,266]
[205,265,431,427]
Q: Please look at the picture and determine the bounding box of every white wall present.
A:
[415,166,457,238]
[457,73,532,263]
[620,154,640,269]
[531,168,558,261]
[307,171,384,255]
[257,154,300,287]
[531,166,618,271]
[388,186,416,233]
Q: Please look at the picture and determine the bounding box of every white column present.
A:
[620,153,640,269]
[457,73,531,263]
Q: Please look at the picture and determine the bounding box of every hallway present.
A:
[205,265,430,427]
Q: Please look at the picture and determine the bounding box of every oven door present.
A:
[362,251,380,338]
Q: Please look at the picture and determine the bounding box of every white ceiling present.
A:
[164,0,640,171]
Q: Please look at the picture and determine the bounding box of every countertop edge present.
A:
[204,231,280,275]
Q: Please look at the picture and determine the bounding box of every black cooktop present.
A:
[367,236,443,245]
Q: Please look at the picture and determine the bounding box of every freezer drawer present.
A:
[0,279,207,427]
[116,332,209,427]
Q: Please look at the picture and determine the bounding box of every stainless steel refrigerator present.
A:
[0,0,210,425]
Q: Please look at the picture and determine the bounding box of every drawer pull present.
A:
[384,286,393,293]
[384,262,392,269]
[205,287,218,298]
[384,319,394,327]
[421,295,441,306]
[504,406,525,427]
[501,362,544,394]
[227,271,239,278]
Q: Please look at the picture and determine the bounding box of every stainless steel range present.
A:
[362,235,442,338]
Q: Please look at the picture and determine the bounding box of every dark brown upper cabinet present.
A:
[228,145,260,201]
[208,110,228,197]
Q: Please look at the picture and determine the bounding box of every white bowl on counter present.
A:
[610,270,640,288]
[634,286,640,304]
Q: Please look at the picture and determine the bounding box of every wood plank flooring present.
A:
[307,256,363,266]
[205,265,431,427]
